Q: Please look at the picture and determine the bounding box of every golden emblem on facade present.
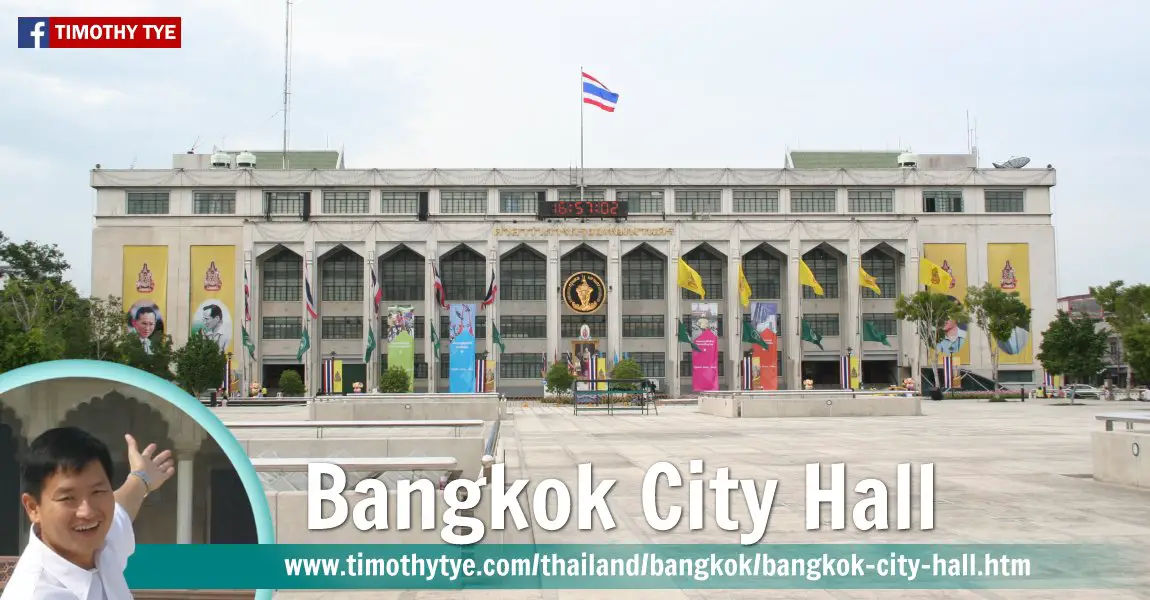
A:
[203,261,223,292]
[563,272,606,314]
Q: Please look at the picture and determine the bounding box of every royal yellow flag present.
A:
[799,260,823,296]
[677,259,705,299]
[737,264,752,307]
[859,265,882,295]
[919,258,954,292]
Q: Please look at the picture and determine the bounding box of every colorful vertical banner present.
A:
[750,302,779,390]
[690,303,720,392]
[321,358,344,394]
[122,246,169,355]
[850,354,860,390]
[740,356,760,390]
[448,304,477,393]
[596,355,607,391]
[386,306,416,392]
[189,245,236,355]
[987,243,1032,364]
[922,244,970,367]
[474,359,497,392]
[486,359,496,392]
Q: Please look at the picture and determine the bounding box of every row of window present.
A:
[259,246,903,304]
[261,312,898,341]
[124,188,1028,216]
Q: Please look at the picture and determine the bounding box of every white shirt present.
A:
[1,503,136,600]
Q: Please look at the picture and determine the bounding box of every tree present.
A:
[964,282,1032,384]
[86,295,129,362]
[894,290,968,393]
[545,362,575,396]
[380,366,412,393]
[1091,280,1150,384]
[173,331,226,395]
[0,231,70,282]
[0,327,65,373]
[1037,310,1108,384]
[279,370,305,395]
[609,358,645,391]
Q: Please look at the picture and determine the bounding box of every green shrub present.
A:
[380,366,412,393]
[609,358,644,390]
[545,362,575,395]
[278,370,305,395]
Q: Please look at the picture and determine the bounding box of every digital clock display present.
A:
[539,200,629,219]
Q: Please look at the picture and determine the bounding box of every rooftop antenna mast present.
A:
[281,0,293,169]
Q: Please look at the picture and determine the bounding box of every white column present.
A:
[847,229,862,386]
[546,239,561,363]
[786,234,802,389]
[176,457,194,544]
[305,250,317,395]
[905,227,921,385]
[726,243,741,391]
[607,239,622,363]
[245,250,257,397]
[364,249,376,391]
[486,245,497,361]
[666,240,682,397]
[425,243,438,392]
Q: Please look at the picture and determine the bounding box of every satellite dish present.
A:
[992,156,1031,169]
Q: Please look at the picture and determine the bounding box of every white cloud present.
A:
[0,67,124,106]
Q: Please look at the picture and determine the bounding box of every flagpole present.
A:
[579,65,585,202]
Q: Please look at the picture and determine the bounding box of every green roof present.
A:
[225,150,342,170]
[789,151,901,169]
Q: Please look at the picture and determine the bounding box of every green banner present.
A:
[386,305,415,392]
[123,544,1139,590]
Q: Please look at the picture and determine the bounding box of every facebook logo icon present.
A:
[17,17,50,48]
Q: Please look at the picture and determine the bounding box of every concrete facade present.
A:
[90,151,1058,398]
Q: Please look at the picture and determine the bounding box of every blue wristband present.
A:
[130,470,152,495]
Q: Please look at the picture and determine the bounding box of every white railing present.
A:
[250,456,459,472]
[1096,412,1150,431]
[225,419,485,438]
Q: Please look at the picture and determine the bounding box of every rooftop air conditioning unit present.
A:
[897,152,918,168]
[210,151,232,169]
[236,151,257,169]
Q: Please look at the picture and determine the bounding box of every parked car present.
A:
[1065,384,1102,399]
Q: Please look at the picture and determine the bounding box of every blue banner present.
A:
[448,303,476,393]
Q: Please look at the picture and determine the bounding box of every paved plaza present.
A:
[249,399,1150,600]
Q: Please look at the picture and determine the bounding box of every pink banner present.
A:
[692,329,719,392]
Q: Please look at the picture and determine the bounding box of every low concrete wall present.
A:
[698,395,738,418]
[244,437,486,475]
[698,394,921,418]
[1092,431,1150,488]
[311,399,502,421]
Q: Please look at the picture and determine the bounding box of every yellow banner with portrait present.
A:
[122,246,169,355]
[189,245,237,355]
[987,243,1032,364]
[922,244,970,366]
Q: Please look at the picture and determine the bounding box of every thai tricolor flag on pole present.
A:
[303,262,319,320]
[582,72,618,112]
[370,265,382,314]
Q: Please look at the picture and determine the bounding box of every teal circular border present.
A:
[0,360,275,600]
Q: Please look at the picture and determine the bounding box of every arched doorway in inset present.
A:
[0,405,26,556]
[197,433,258,544]
[58,392,178,544]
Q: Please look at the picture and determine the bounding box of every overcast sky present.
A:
[2,0,1147,296]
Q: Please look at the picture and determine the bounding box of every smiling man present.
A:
[1,427,176,599]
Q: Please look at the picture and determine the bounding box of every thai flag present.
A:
[432,263,447,309]
[303,262,319,320]
[840,356,851,390]
[480,268,498,309]
[582,72,618,113]
[243,268,251,322]
[370,265,382,314]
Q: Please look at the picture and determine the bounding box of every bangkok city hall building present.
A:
[89,149,1058,398]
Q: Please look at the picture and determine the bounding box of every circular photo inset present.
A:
[190,300,232,353]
